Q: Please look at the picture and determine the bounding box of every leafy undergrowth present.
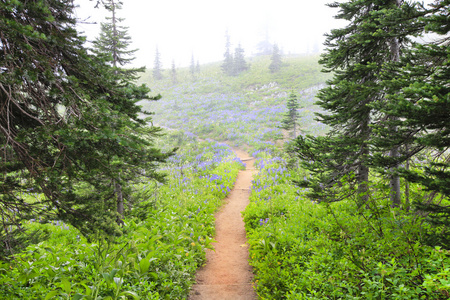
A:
[243,149,450,300]
[0,138,245,299]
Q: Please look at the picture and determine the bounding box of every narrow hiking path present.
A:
[189,150,257,300]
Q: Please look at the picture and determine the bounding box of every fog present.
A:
[74,0,432,68]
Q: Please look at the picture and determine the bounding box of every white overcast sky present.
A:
[73,0,433,68]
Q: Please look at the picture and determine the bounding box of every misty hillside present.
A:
[139,54,330,150]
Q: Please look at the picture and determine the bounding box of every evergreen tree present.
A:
[171,60,178,84]
[221,32,248,76]
[233,43,248,76]
[256,26,272,55]
[280,92,301,138]
[190,54,196,77]
[371,0,450,243]
[295,0,421,207]
[269,43,282,73]
[372,0,449,198]
[93,0,152,222]
[0,0,170,255]
[221,30,234,76]
[92,0,144,80]
[153,46,163,80]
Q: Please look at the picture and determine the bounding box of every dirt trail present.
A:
[188,150,257,300]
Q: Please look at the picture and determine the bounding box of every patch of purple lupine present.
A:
[259,218,269,226]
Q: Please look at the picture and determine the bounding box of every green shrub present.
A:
[243,149,450,299]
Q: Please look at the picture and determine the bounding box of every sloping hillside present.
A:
[139,54,330,150]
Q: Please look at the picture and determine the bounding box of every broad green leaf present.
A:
[61,278,71,293]
[118,291,140,299]
[138,257,150,274]
[44,290,59,300]
[73,294,86,300]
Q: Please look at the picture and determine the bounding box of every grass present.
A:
[139,54,330,152]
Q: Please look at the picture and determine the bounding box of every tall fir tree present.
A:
[0,0,170,255]
[92,0,144,80]
[221,30,234,76]
[233,43,248,76]
[153,46,163,80]
[372,0,449,197]
[190,54,196,77]
[280,92,301,138]
[256,26,272,55]
[294,0,421,207]
[269,43,282,73]
[386,0,404,207]
[371,0,450,244]
[171,60,178,84]
[93,0,153,222]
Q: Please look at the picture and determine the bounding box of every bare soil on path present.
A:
[188,150,257,300]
